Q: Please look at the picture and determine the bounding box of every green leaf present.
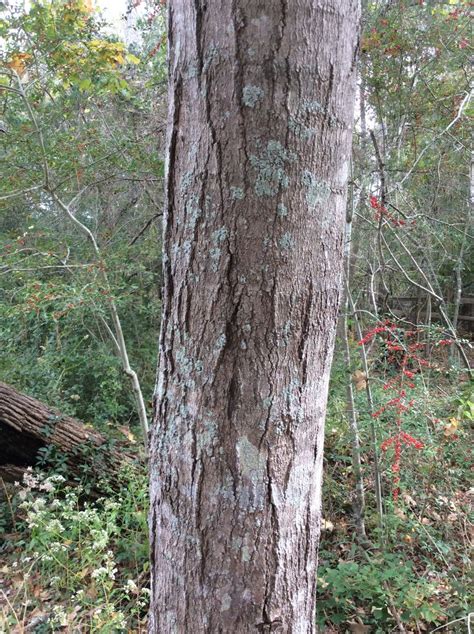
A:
[79,78,92,91]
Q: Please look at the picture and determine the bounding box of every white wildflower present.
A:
[45,519,65,533]
[125,579,139,594]
[91,567,108,579]
[52,606,68,627]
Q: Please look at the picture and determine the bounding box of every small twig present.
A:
[128,212,163,246]
[429,613,474,633]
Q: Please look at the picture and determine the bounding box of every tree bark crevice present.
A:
[149,1,360,631]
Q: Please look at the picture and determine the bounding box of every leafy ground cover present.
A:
[317,338,473,633]
[1,341,471,633]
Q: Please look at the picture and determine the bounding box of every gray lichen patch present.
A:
[220,594,232,612]
[236,435,266,510]
[281,319,293,346]
[175,347,200,389]
[236,436,266,482]
[279,232,295,251]
[241,545,251,562]
[172,240,192,259]
[203,45,219,72]
[214,333,227,351]
[212,226,229,244]
[180,171,193,193]
[210,247,221,272]
[230,186,245,200]
[176,347,194,376]
[185,63,198,80]
[242,84,264,108]
[184,195,202,231]
[210,227,228,271]
[182,240,192,256]
[283,377,304,425]
[301,170,331,209]
[288,116,316,141]
[198,418,218,457]
[302,99,324,115]
[277,202,288,218]
[249,140,296,197]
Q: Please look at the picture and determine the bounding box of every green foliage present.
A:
[354,0,472,304]
[319,343,473,631]
[0,237,161,426]
[317,554,442,630]
[0,0,165,430]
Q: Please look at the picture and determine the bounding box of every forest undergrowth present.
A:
[0,333,472,633]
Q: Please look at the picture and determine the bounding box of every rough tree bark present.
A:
[149,2,360,632]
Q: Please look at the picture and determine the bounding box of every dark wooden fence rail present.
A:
[389,296,474,328]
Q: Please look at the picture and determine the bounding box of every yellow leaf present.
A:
[352,369,367,391]
[126,53,141,65]
[7,52,32,76]
[321,518,334,532]
[444,418,459,436]
[119,425,136,443]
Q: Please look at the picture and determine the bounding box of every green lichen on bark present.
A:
[302,99,324,114]
[236,436,266,510]
[289,116,316,140]
[212,227,229,244]
[249,140,296,197]
[242,85,264,108]
[230,186,245,200]
[185,195,202,230]
[214,333,227,351]
[302,170,331,208]
[279,232,294,251]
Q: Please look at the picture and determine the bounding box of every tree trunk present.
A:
[149,2,360,632]
[0,382,125,485]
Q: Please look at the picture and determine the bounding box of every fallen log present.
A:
[0,381,133,486]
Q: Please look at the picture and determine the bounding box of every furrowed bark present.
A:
[149,2,360,632]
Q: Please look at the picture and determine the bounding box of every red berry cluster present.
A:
[370,196,416,228]
[358,322,427,500]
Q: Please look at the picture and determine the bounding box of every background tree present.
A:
[149,1,360,631]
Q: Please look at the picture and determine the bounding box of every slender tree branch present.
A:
[395,90,472,190]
